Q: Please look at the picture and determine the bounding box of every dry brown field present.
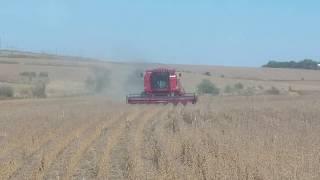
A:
[0,51,320,179]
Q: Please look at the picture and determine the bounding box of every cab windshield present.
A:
[151,72,169,89]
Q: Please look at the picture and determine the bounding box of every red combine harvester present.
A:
[126,68,197,105]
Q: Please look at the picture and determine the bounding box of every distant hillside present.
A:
[263,59,320,70]
[0,49,97,62]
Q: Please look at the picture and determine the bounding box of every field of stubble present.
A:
[0,95,319,180]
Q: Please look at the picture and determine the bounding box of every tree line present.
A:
[263,59,320,70]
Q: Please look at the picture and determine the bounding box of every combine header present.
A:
[126,68,197,105]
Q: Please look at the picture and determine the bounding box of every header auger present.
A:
[126,68,197,105]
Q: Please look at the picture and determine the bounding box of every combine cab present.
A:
[126,68,197,105]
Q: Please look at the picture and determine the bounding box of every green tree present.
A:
[263,59,320,70]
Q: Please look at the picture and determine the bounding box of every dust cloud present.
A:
[96,63,152,102]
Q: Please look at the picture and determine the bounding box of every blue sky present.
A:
[0,0,319,66]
